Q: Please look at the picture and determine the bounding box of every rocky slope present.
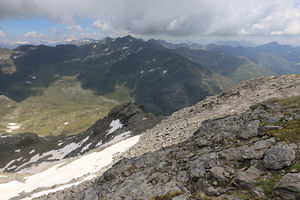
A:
[82,95,300,199]
[121,74,300,160]
[34,74,300,199]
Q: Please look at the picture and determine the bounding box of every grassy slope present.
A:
[228,58,275,83]
[0,48,16,74]
[0,76,133,136]
[175,48,274,84]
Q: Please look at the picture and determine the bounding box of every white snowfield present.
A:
[0,135,140,200]
[1,135,92,172]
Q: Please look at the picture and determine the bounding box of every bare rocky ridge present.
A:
[120,74,300,160]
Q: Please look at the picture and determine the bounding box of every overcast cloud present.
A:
[1,0,300,39]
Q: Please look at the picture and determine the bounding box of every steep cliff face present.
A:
[31,75,299,200]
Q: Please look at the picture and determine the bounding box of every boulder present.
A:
[263,143,296,169]
[234,166,262,189]
[209,166,228,182]
[242,138,276,160]
[237,120,260,139]
[274,173,300,199]
[189,153,218,179]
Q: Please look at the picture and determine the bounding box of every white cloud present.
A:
[2,0,300,38]
[0,30,6,37]
[93,19,111,32]
[67,25,83,32]
[24,31,43,38]
[10,41,30,45]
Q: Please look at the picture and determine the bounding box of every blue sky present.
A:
[0,15,102,44]
[1,0,300,45]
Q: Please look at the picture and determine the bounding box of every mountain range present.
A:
[0,36,300,137]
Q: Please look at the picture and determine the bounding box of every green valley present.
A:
[0,76,133,136]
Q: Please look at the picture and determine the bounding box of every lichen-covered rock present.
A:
[274,173,300,200]
[263,143,296,169]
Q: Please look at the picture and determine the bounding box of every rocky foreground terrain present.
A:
[35,74,300,200]
[83,95,300,199]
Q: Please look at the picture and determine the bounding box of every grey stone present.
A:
[209,166,227,182]
[189,153,218,179]
[251,187,265,197]
[242,138,275,159]
[274,173,300,199]
[234,166,262,189]
[264,143,296,169]
[237,120,260,139]
[206,186,221,196]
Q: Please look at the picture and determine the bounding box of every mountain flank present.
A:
[0,36,234,117]
[208,42,300,75]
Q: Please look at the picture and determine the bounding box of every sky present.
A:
[1,0,300,45]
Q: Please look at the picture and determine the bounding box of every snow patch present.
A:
[162,70,167,74]
[29,150,35,154]
[106,119,123,136]
[6,123,21,133]
[81,143,92,153]
[2,160,16,171]
[15,149,20,153]
[16,157,23,162]
[96,140,102,147]
[63,122,69,125]
[15,136,91,171]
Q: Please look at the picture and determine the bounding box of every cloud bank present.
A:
[1,0,300,37]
